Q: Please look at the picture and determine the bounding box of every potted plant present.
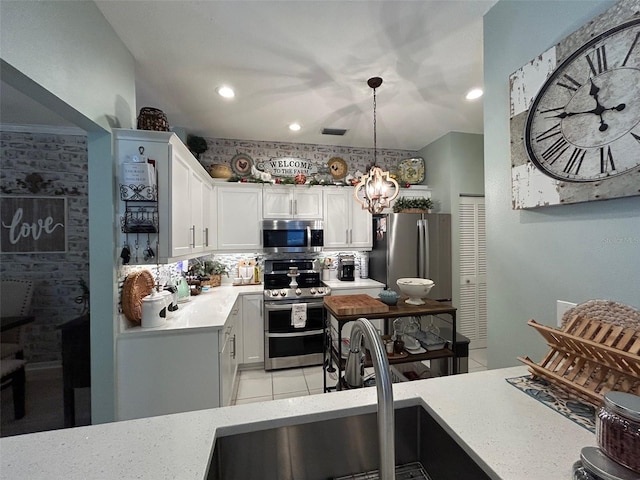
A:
[190,259,229,287]
[392,196,434,213]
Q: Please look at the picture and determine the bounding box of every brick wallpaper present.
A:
[1,128,89,363]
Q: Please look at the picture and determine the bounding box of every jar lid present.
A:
[580,447,639,480]
[603,392,640,422]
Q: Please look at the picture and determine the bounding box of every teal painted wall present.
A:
[1,1,136,423]
[483,0,640,369]
[419,131,484,329]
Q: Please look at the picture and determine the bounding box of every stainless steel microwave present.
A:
[262,219,324,253]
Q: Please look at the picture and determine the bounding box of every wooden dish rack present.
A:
[519,313,640,406]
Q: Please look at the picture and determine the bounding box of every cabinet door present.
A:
[217,185,263,250]
[263,187,292,218]
[190,171,205,252]
[294,189,323,218]
[242,294,264,364]
[116,330,221,420]
[170,149,193,257]
[349,201,372,248]
[202,182,216,251]
[323,188,350,248]
[220,299,241,407]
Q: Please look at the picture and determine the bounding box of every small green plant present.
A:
[392,196,434,213]
[203,260,229,276]
[189,259,229,277]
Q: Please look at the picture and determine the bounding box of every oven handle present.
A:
[264,302,324,311]
[266,330,324,338]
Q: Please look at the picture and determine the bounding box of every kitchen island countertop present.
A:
[0,366,595,479]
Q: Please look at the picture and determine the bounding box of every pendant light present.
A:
[354,77,399,214]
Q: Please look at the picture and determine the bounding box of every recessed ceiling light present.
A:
[217,86,235,98]
[288,123,301,132]
[465,88,483,100]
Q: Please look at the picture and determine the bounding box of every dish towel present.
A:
[291,303,307,328]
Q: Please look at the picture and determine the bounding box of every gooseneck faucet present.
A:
[344,318,395,480]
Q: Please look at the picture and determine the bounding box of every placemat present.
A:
[507,375,597,432]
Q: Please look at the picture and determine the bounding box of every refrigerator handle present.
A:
[417,219,430,278]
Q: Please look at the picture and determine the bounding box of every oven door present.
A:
[264,301,325,370]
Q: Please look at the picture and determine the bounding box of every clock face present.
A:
[524,18,640,182]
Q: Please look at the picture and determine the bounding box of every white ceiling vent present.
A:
[322,128,348,136]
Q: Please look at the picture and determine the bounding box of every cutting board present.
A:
[324,294,389,315]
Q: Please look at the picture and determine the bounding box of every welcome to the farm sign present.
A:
[0,196,67,253]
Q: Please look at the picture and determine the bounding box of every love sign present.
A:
[1,196,67,253]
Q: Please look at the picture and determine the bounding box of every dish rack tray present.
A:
[518,314,640,405]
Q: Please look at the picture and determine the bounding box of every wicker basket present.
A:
[201,274,222,287]
[121,270,155,323]
[137,107,169,131]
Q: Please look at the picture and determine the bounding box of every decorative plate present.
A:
[398,157,425,184]
[328,157,348,180]
[230,153,254,177]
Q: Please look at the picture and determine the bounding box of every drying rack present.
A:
[519,312,640,406]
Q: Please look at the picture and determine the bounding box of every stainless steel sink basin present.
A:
[207,404,492,480]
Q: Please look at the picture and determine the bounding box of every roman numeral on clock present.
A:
[622,31,640,67]
[586,45,608,75]
[563,148,586,175]
[556,74,582,92]
[535,123,562,142]
[541,137,570,164]
[600,146,615,173]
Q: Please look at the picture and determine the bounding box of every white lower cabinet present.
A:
[116,301,241,420]
[241,294,264,365]
[220,298,241,407]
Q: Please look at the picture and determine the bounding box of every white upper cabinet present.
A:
[323,187,372,250]
[216,184,263,251]
[114,129,216,263]
[262,186,323,219]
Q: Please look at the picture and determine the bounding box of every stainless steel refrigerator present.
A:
[369,213,452,301]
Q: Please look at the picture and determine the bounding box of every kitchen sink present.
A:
[206,404,492,480]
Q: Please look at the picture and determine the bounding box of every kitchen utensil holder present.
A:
[519,314,640,406]
[119,183,158,202]
[121,205,159,233]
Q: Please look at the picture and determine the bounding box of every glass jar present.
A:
[596,392,640,473]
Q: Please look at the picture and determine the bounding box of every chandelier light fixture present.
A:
[354,77,399,214]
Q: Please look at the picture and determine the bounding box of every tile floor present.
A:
[232,348,488,405]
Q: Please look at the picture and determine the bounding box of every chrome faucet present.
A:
[344,318,395,480]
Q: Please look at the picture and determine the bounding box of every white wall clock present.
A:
[510,1,640,208]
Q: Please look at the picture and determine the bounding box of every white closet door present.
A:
[458,196,487,349]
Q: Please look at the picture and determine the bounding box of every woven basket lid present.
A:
[122,270,155,323]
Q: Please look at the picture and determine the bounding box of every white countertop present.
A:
[120,284,263,335]
[1,366,596,479]
[323,278,385,290]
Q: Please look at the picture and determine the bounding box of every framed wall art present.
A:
[0,196,68,253]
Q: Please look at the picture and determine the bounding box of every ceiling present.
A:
[2,1,497,151]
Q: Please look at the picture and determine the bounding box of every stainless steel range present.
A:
[263,259,331,371]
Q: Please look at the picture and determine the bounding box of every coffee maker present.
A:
[337,254,355,281]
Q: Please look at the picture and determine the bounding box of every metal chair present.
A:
[1,279,34,359]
